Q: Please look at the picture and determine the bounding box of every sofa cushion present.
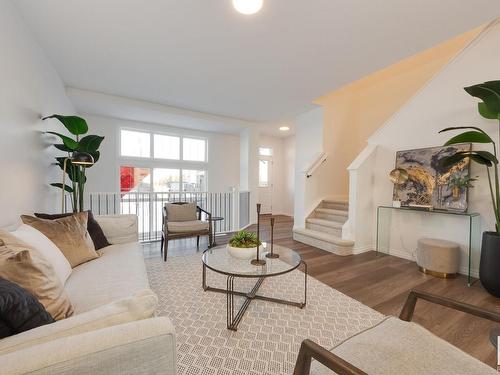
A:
[21,212,98,268]
[64,242,150,314]
[166,202,197,222]
[0,289,157,355]
[0,278,54,339]
[167,220,209,233]
[94,214,139,244]
[310,317,497,375]
[0,230,74,320]
[34,211,111,250]
[11,224,72,285]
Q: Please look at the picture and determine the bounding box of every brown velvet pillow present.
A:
[21,212,99,268]
[34,211,110,250]
[0,231,74,320]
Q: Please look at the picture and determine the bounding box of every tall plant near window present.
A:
[439,80,500,297]
[43,115,104,212]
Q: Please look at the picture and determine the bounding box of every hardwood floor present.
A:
[143,214,500,368]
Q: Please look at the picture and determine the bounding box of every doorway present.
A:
[258,156,273,214]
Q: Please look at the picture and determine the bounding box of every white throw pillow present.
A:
[11,224,72,285]
[0,289,158,355]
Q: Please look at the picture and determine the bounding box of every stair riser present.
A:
[306,222,342,236]
[314,212,347,223]
[293,232,353,256]
[321,202,349,211]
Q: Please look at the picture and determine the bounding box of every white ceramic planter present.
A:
[227,245,258,260]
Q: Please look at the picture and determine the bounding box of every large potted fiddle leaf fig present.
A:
[42,115,104,213]
[439,80,500,297]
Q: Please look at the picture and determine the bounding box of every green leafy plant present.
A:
[42,115,104,212]
[229,230,262,248]
[439,81,500,233]
[447,174,477,190]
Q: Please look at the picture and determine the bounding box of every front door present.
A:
[258,157,273,214]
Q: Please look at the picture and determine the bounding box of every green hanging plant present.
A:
[42,115,104,212]
[439,81,500,233]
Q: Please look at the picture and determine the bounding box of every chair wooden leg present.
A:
[197,236,200,248]
[160,235,164,257]
[208,232,213,248]
[163,239,169,262]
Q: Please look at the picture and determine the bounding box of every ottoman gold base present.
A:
[418,266,457,279]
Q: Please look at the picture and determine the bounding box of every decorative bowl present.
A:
[227,245,258,260]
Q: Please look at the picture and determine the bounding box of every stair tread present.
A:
[323,198,349,205]
[315,208,348,216]
[306,218,344,228]
[293,228,354,246]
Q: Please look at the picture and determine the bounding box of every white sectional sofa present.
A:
[0,215,176,375]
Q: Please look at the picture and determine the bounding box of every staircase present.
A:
[293,199,354,256]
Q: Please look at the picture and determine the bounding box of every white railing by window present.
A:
[305,152,328,178]
[67,191,250,242]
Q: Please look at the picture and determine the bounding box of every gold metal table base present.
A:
[202,261,307,331]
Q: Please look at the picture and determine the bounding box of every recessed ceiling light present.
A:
[232,0,263,15]
[279,126,290,131]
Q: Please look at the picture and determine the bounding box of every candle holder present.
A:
[266,217,279,259]
[251,203,266,266]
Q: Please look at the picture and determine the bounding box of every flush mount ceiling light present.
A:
[279,126,290,131]
[232,0,263,15]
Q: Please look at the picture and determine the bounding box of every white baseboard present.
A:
[352,245,373,254]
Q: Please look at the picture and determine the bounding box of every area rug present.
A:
[145,254,384,375]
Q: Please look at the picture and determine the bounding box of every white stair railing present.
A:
[305,152,328,178]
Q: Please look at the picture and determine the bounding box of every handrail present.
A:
[306,152,328,178]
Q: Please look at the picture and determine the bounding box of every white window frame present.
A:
[118,127,209,193]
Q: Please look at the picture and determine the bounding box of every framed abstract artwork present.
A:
[392,143,472,212]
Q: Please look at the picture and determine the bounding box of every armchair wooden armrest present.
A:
[399,289,500,323]
[293,339,367,375]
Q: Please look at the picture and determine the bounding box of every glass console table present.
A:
[376,206,481,286]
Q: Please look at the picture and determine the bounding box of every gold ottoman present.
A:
[416,238,460,278]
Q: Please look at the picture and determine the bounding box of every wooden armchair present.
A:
[293,290,500,375]
[160,202,212,262]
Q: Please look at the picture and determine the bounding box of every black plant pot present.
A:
[480,231,500,297]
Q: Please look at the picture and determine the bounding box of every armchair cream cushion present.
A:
[166,202,197,222]
[167,220,209,233]
[311,317,497,375]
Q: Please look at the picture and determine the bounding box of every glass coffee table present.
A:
[202,244,307,331]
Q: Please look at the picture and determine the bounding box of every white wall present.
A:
[284,135,296,216]
[0,0,75,227]
[350,20,500,276]
[258,134,295,216]
[83,115,241,194]
[293,107,325,228]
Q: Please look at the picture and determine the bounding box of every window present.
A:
[154,134,180,160]
[119,129,208,192]
[259,160,269,187]
[153,168,180,192]
[182,169,206,192]
[259,147,273,156]
[121,130,150,158]
[120,166,151,193]
[183,137,206,162]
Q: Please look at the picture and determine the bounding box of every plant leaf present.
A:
[455,150,498,164]
[88,150,100,164]
[42,115,88,135]
[77,135,104,152]
[444,131,493,146]
[46,132,78,150]
[50,183,74,193]
[439,126,488,135]
[464,83,500,115]
[478,102,498,120]
[54,143,73,153]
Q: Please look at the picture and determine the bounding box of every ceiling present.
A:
[14,0,499,126]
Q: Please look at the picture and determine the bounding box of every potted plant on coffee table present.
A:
[439,80,500,297]
[227,231,262,260]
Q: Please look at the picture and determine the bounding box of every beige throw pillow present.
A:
[166,202,197,222]
[0,230,74,320]
[21,212,98,268]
